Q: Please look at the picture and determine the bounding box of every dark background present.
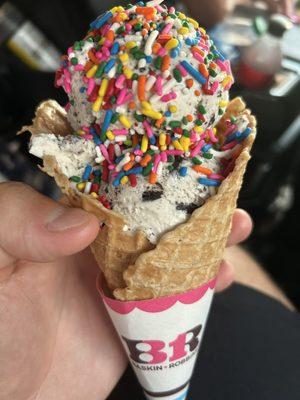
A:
[1,0,300,306]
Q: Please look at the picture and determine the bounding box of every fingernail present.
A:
[46,207,93,232]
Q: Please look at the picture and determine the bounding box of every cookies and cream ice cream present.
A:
[30,1,253,244]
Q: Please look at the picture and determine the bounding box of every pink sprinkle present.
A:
[143,120,154,138]
[124,92,133,103]
[166,150,184,156]
[116,74,126,89]
[113,129,128,136]
[224,60,232,76]
[208,128,218,143]
[64,81,71,94]
[160,151,167,162]
[192,51,204,63]
[155,76,163,95]
[198,41,209,51]
[102,24,110,36]
[211,81,219,94]
[64,102,71,111]
[134,149,143,156]
[169,6,175,13]
[161,22,173,34]
[74,65,84,71]
[83,76,89,84]
[190,140,205,157]
[177,64,188,77]
[102,47,110,57]
[116,88,127,105]
[153,154,161,172]
[125,23,132,32]
[67,47,73,55]
[82,134,93,140]
[108,164,116,170]
[82,126,90,133]
[209,174,224,180]
[190,130,197,142]
[158,47,167,57]
[222,140,238,150]
[156,4,164,12]
[95,51,103,59]
[87,78,95,96]
[215,59,226,72]
[223,124,237,137]
[63,68,71,82]
[161,91,177,102]
[100,144,111,162]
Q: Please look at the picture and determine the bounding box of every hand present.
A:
[0,182,252,400]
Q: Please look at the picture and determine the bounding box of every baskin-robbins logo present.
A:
[122,324,202,370]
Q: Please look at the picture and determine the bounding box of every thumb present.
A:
[0,182,99,265]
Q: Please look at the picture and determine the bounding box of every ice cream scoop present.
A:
[30,0,253,244]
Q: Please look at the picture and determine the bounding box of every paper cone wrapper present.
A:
[22,97,256,301]
[98,275,215,400]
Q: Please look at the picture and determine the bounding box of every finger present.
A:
[0,182,99,266]
[215,260,235,293]
[227,209,253,247]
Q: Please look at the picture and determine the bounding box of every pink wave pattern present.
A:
[98,278,216,315]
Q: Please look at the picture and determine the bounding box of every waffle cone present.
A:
[23,97,256,300]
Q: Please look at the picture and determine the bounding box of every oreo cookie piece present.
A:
[142,190,163,201]
[176,199,204,214]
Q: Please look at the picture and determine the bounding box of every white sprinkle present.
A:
[145,75,157,91]
[107,65,117,78]
[135,156,142,162]
[110,23,120,32]
[123,224,129,232]
[156,162,163,176]
[144,30,159,56]
[116,153,130,171]
[84,181,92,194]
[138,58,147,69]
[104,139,110,147]
[150,145,159,151]
[115,135,127,142]
[162,70,170,79]
[116,105,127,113]
[162,78,177,93]
[114,144,122,157]
[146,0,164,6]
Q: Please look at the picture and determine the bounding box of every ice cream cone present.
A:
[22,96,256,298]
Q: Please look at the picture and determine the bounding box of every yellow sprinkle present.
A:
[199,27,206,34]
[99,78,108,97]
[178,12,187,20]
[106,130,115,141]
[159,132,166,146]
[160,145,167,151]
[119,53,129,63]
[119,115,132,128]
[219,100,228,108]
[165,38,179,51]
[221,75,232,87]
[86,64,98,78]
[77,183,85,191]
[77,129,85,136]
[120,176,129,185]
[194,126,203,133]
[90,192,98,199]
[172,140,184,151]
[93,96,103,112]
[169,105,177,113]
[126,41,137,50]
[110,6,124,13]
[119,12,129,21]
[142,109,163,120]
[180,136,190,152]
[188,17,199,29]
[141,134,149,153]
[179,27,189,35]
[98,37,105,45]
[123,66,133,79]
[141,101,151,110]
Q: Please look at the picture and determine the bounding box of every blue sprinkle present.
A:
[113,178,120,186]
[170,48,179,58]
[111,42,119,55]
[214,50,225,61]
[102,109,113,135]
[149,136,156,145]
[94,169,101,176]
[179,166,188,177]
[198,177,221,187]
[93,136,101,145]
[62,60,68,68]
[185,37,198,46]
[225,131,241,143]
[79,86,86,93]
[164,111,171,117]
[136,1,145,5]
[180,60,206,85]
[145,55,153,63]
[90,127,96,134]
[90,11,113,29]
[104,58,116,74]
[238,127,252,141]
[126,167,143,175]
[202,144,212,152]
[82,165,92,181]
[115,155,124,164]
